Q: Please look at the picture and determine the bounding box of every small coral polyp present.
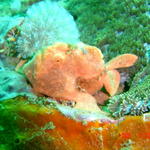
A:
[22,42,137,113]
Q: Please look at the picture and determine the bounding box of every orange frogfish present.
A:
[21,42,138,112]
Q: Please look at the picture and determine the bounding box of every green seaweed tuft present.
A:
[63,0,149,78]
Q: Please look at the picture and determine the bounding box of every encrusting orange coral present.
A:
[21,42,138,112]
[2,98,150,150]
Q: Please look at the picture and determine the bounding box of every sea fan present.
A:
[108,75,150,118]
[16,0,80,58]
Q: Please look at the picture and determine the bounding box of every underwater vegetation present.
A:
[0,0,150,149]
[63,0,150,78]
[0,15,23,57]
[0,16,23,48]
[0,97,150,150]
[108,70,150,118]
[0,70,32,101]
[131,64,150,87]
[16,1,80,58]
[0,0,41,16]
[145,43,150,63]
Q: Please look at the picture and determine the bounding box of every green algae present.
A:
[120,139,133,150]
[0,97,56,150]
[0,0,41,17]
[41,122,55,130]
[0,0,149,149]
[63,0,149,78]
[108,73,150,117]
[131,64,150,86]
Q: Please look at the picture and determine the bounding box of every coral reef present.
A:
[0,54,21,70]
[108,74,150,118]
[0,0,40,16]
[16,0,80,58]
[21,42,137,112]
[0,59,4,71]
[63,0,149,78]
[145,43,150,63]
[0,16,24,50]
[131,64,150,86]
[0,70,33,101]
[0,0,149,149]
[0,97,150,150]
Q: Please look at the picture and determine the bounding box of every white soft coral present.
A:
[17,0,80,58]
